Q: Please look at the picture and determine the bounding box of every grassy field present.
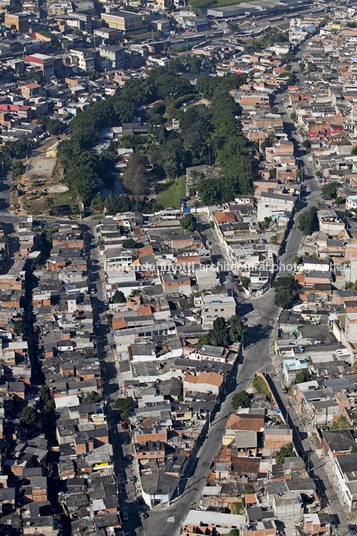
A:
[129,31,161,41]
[157,176,186,209]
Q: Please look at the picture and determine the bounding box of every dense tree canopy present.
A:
[123,154,148,195]
[19,406,37,426]
[232,391,251,410]
[112,290,126,304]
[180,214,197,232]
[58,67,253,207]
[322,181,338,199]
[298,206,319,235]
[273,276,297,309]
[275,444,296,464]
[198,315,244,347]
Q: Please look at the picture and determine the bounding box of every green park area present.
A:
[157,176,186,209]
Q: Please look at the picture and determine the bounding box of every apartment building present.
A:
[198,294,236,327]
[101,11,149,34]
[69,49,95,72]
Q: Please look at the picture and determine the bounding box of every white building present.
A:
[69,48,95,71]
[257,192,296,222]
[318,209,345,237]
[347,195,357,211]
[197,294,236,327]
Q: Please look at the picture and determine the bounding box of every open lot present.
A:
[157,176,186,209]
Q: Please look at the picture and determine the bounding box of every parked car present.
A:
[129,475,136,483]
[122,510,129,522]
[348,526,357,535]
[120,421,127,429]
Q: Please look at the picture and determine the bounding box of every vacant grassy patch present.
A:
[129,31,161,41]
[157,176,186,208]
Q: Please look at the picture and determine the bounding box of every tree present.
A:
[232,391,250,410]
[293,369,311,384]
[198,315,244,347]
[123,154,148,195]
[275,444,296,464]
[269,168,277,180]
[302,139,311,149]
[91,192,104,211]
[273,276,297,309]
[307,61,317,74]
[113,396,133,421]
[180,214,197,232]
[227,530,240,536]
[228,315,243,342]
[106,312,113,329]
[290,112,297,121]
[259,216,272,230]
[322,181,338,199]
[240,276,250,290]
[82,391,102,404]
[113,397,133,411]
[44,197,54,211]
[13,319,26,336]
[40,384,55,413]
[298,206,319,235]
[112,290,126,304]
[210,317,229,347]
[271,106,278,114]
[352,146,357,156]
[12,160,24,177]
[19,406,37,426]
[291,255,301,266]
[261,134,275,152]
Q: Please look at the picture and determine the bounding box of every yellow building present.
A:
[101,10,149,34]
[4,13,29,32]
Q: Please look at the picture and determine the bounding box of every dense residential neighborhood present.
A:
[4,0,357,536]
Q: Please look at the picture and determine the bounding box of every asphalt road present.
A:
[84,222,145,536]
[142,40,348,535]
[142,290,277,536]
[273,64,322,274]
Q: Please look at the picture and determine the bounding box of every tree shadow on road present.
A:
[245,322,273,346]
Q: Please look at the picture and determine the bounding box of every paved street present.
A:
[142,291,277,536]
[84,222,145,536]
[0,33,345,536]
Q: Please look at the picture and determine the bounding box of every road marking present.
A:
[167,517,175,523]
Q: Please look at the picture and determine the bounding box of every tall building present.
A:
[101,11,149,35]
[98,46,125,69]
[4,13,29,32]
